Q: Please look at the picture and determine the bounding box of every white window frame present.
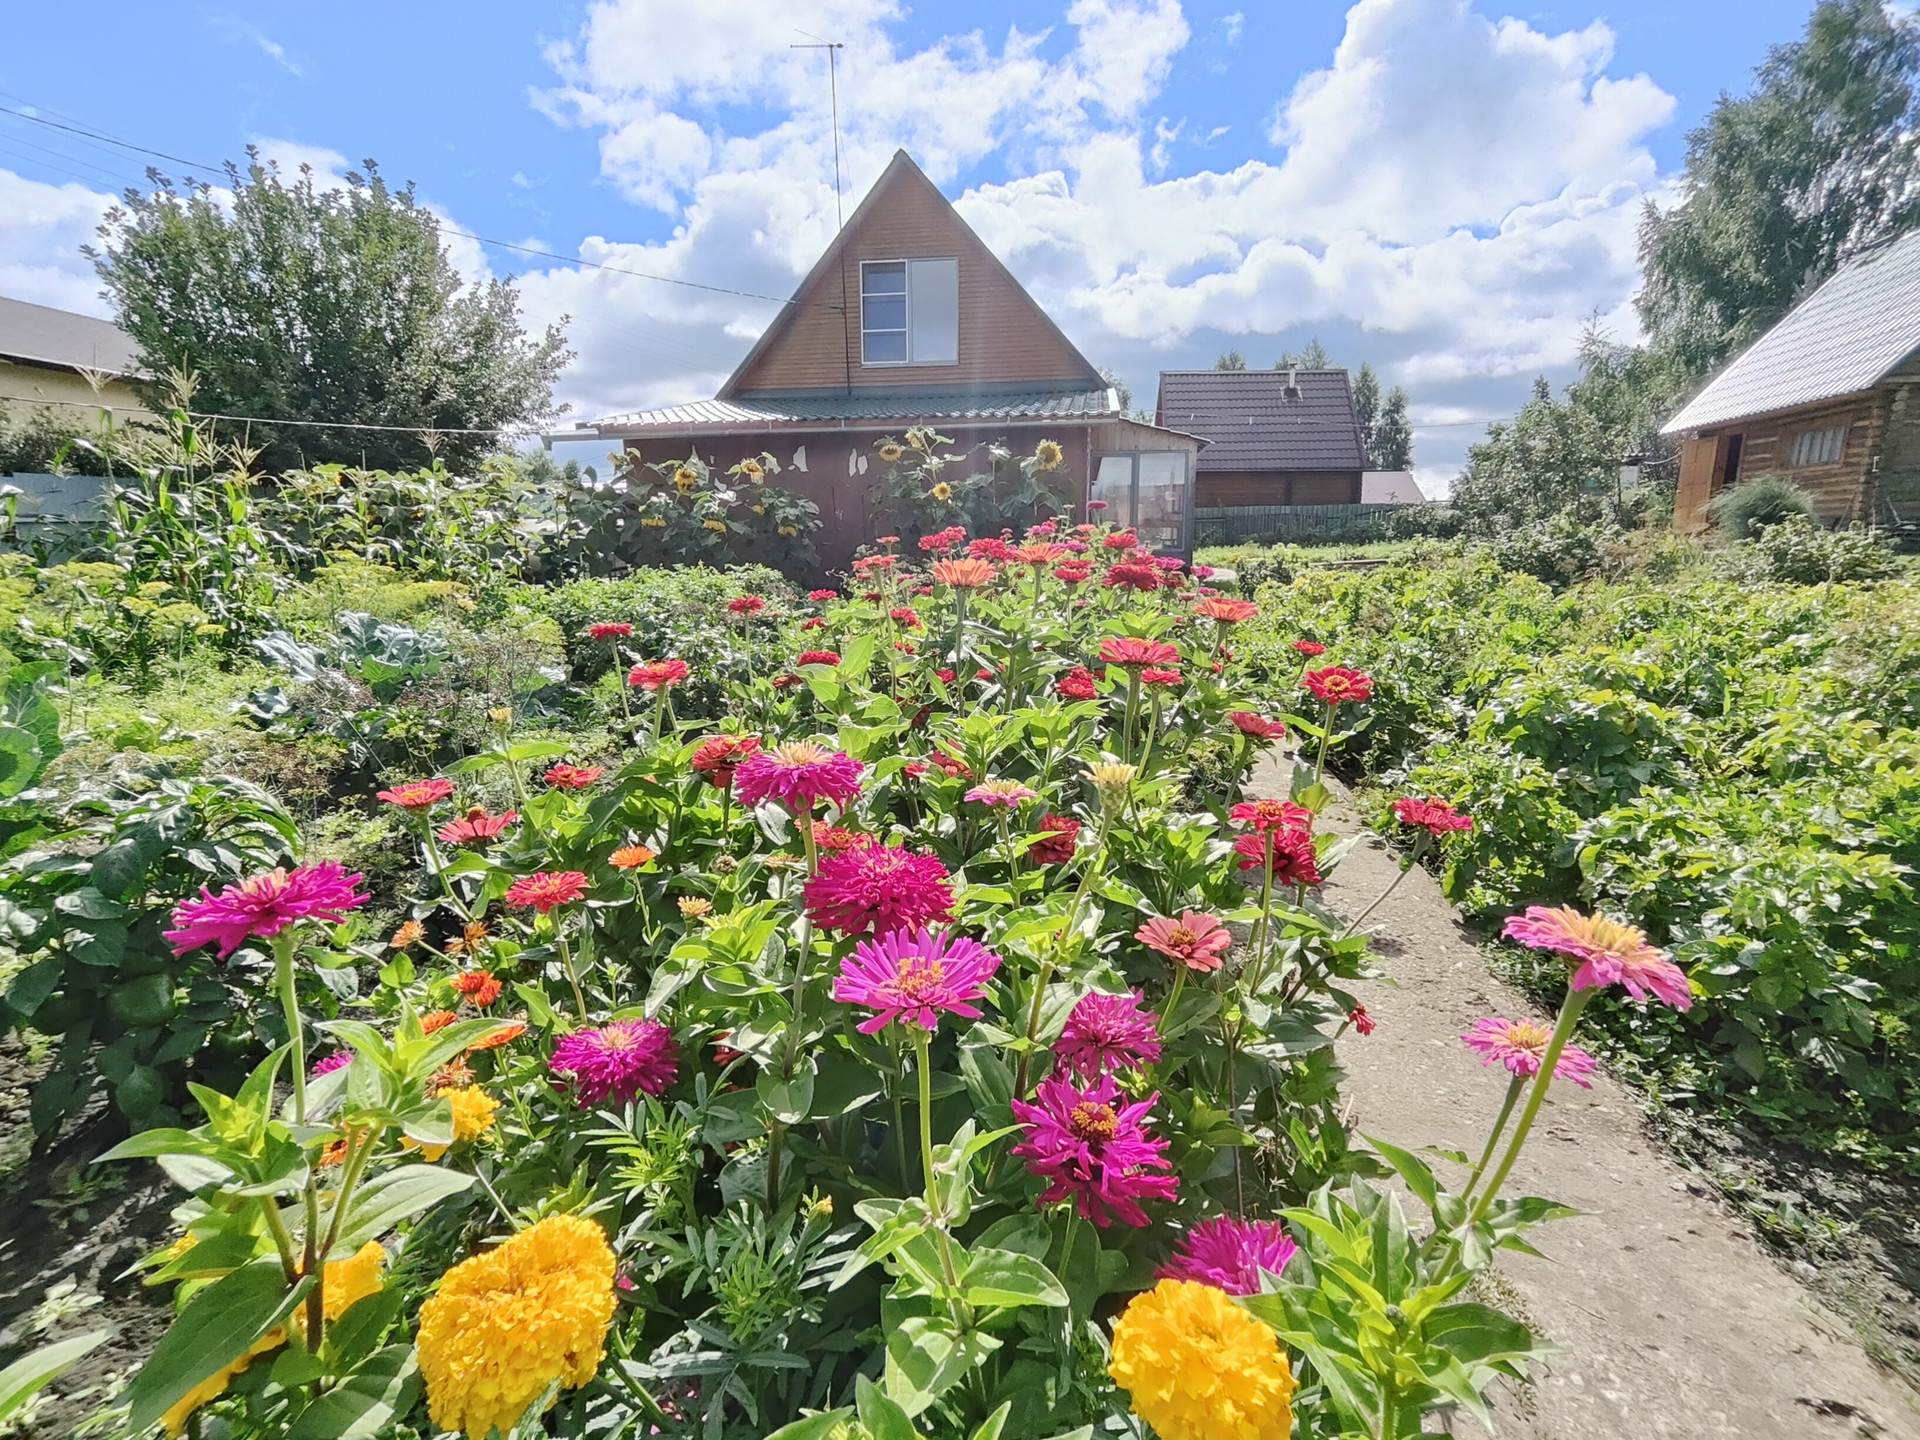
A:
[860,257,959,368]
[1788,424,1846,468]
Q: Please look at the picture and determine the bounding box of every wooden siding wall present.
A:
[1196,470,1361,507]
[622,426,1093,575]
[730,176,1097,397]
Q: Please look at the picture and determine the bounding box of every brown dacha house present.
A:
[562,151,1202,571]
[1155,367,1366,509]
[1665,226,1920,530]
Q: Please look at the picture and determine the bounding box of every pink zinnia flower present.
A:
[551,1019,679,1106]
[1010,1074,1178,1228]
[1502,905,1693,1009]
[1157,1216,1298,1295]
[1135,911,1233,972]
[1139,667,1182,688]
[377,777,454,809]
[503,871,589,914]
[1234,829,1323,886]
[588,622,633,640]
[964,778,1037,808]
[1098,636,1179,670]
[436,807,518,845]
[1228,711,1286,740]
[1230,798,1314,833]
[1303,665,1372,705]
[629,659,690,691]
[545,764,603,790]
[1393,796,1473,837]
[1292,640,1326,657]
[166,863,368,960]
[1462,1016,1597,1085]
[804,845,955,936]
[1057,991,1161,1078]
[732,740,865,813]
[808,588,838,601]
[831,927,1002,1034]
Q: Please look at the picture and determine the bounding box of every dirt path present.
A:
[1250,752,1920,1440]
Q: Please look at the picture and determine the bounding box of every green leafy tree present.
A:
[1276,336,1332,368]
[90,153,571,472]
[1371,385,1414,470]
[1352,363,1380,448]
[1213,349,1248,370]
[1637,0,1920,377]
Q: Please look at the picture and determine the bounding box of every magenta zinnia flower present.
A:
[1056,991,1161,1079]
[1462,1016,1597,1086]
[831,927,1001,1034]
[804,845,956,936]
[165,862,368,960]
[550,1018,679,1107]
[732,740,865,814]
[1157,1215,1298,1295]
[1011,1073,1177,1228]
[1502,905,1693,1010]
[310,1051,353,1078]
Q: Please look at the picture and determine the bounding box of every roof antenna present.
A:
[794,34,850,394]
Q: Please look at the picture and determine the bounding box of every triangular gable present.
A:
[719,150,1103,400]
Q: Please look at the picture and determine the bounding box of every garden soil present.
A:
[1250,752,1920,1440]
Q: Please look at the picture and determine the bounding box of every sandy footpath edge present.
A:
[1249,750,1920,1439]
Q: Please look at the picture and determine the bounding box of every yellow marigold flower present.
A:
[1108,1280,1294,1440]
[405,1086,499,1162]
[417,1214,617,1440]
[1034,438,1064,471]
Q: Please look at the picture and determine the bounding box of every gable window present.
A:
[861,259,958,367]
[1789,424,1846,467]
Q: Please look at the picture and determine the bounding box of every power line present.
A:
[0,102,218,174]
[6,392,542,437]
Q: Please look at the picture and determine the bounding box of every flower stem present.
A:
[614,643,631,723]
[1463,1075,1528,1201]
[1314,700,1336,784]
[915,1029,939,1217]
[274,932,307,1124]
[1468,987,1593,1226]
[1341,831,1428,940]
[555,928,588,1022]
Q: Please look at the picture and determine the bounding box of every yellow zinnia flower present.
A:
[1108,1280,1294,1440]
[417,1214,617,1440]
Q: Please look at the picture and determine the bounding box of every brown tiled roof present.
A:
[1156,368,1365,471]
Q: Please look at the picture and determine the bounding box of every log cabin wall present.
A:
[1715,394,1882,522]
[1867,354,1920,521]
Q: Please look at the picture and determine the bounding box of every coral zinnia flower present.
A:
[1053,562,1093,584]
[452,970,501,1007]
[678,896,712,919]
[587,622,633,640]
[166,863,368,960]
[811,822,875,853]
[504,871,589,913]
[831,927,1002,1034]
[1098,636,1179,670]
[1136,911,1233,972]
[629,659,690,691]
[727,595,766,616]
[551,1018,679,1106]
[1234,829,1324,886]
[1292,639,1326,657]
[437,806,518,845]
[1057,991,1161,1078]
[544,764,603,789]
[804,844,956,936]
[1109,1280,1295,1440]
[1502,905,1693,1009]
[1011,1073,1178,1227]
[964,777,1037,808]
[1055,665,1099,700]
[795,650,841,667]
[1030,813,1081,866]
[1462,1016,1597,1085]
[390,920,424,950]
[609,844,655,869]
[417,1214,617,1440]
[1196,597,1259,625]
[1230,798,1313,833]
[1139,667,1182,687]
[1157,1216,1299,1296]
[421,1010,458,1035]
[1303,664,1372,705]
[1393,796,1473,836]
[690,732,760,788]
[1228,711,1286,740]
[931,557,997,588]
[732,740,864,813]
[1012,541,1069,566]
[377,777,455,809]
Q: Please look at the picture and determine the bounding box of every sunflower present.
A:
[673,468,698,495]
[931,482,953,502]
[1034,438,1064,471]
[878,440,905,463]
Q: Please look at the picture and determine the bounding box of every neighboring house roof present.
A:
[1662,227,1920,434]
[581,384,1118,436]
[1155,368,1366,471]
[0,295,141,376]
[1361,470,1423,504]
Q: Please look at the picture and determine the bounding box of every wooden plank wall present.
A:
[1197,470,1361,507]
[1721,394,1881,521]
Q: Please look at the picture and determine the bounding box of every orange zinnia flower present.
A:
[421,1010,458,1035]
[390,920,424,950]
[931,557,997,589]
[467,1021,527,1051]
[609,844,655,869]
[452,970,502,1007]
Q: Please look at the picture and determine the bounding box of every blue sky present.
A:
[0,0,1830,486]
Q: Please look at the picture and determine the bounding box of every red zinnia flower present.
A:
[544,764,603,789]
[165,863,368,960]
[1011,1074,1178,1228]
[903,760,931,779]
[803,845,956,936]
[1303,665,1371,705]
[1029,814,1081,865]
[1230,798,1313,833]
[452,970,502,1007]
[832,927,1002,1034]
[1056,666,1099,700]
[1102,561,1161,592]
[800,616,827,631]
[503,870,589,914]
[732,740,864,814]
[795,650,840,668]
[888,606,921,627]
[1228,711,1286,740]
[1102,531,1137,550]
[690,733,760,788]
[1234,829,1323,885]
[588,622,634,640]
[437,806,517,845]
[1053,563,1093,584]
[1099,637,1180,671]
[1293,640,1327,657]
[1393,796,1474,836]
[378,777,455,810]
[728,595,766,616]
[1348,1005,1376,1036]
[808,588,838,601]
[928,751,971,779]
[629,658,690,691]
[968,536,1012,562]
[935,668,957,684]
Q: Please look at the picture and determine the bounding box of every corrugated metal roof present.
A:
[584,385,1119,432]
[1155,369,1366,471]
[1663,227,1920,434]
[0,295,141,375]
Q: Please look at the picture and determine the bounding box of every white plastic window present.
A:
[861,259,958,366]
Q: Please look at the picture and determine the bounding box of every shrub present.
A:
[1719,515,1896,584]
[1703,472,1817,539]
[1385,502,1465,539]
[1483,513,1611,589]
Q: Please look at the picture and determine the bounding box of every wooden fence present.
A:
[1193,504,1405,546]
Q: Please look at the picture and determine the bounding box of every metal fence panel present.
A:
[1193,504,1404,546]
